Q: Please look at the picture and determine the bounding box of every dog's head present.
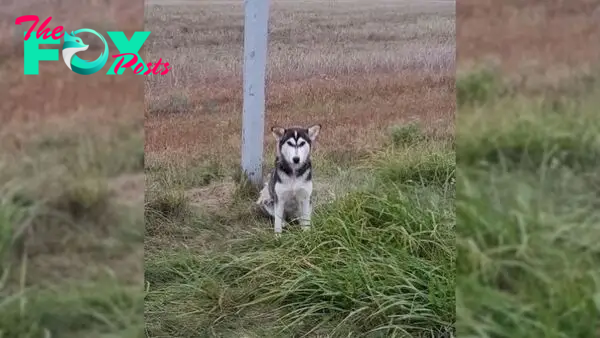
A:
[271,124,321,168]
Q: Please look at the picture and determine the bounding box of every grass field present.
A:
[0,1,145,336]
[144,0,456,336]
[456,1,600,337]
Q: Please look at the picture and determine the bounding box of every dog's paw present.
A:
[301,225,311,231]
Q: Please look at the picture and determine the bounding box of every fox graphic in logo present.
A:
[61,29,109,75]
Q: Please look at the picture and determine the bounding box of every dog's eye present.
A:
[298,141,306,147]
[287,141,294,147]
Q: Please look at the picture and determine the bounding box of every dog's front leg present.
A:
[274,200,285,234]
[299,198,312,231]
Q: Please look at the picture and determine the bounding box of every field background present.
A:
[145,0,455,337]
[0,0,145,336]
[145,0,454,162]
[457,0,600,337]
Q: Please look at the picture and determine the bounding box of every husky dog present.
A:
[256,124,321,234]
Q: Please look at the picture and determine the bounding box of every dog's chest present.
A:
[276,176,312,202]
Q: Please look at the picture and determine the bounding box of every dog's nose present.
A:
[292,157,300,163]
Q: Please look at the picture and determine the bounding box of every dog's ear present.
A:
[272,126,285,140]
[307,124,321,141]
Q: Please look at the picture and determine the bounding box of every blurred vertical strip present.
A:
[0,0,145,336]
[456,0,600,337]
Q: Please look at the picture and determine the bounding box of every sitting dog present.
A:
[256,124,321,234]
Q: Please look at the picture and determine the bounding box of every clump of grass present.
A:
[50,177,112,221]
[370,140,455,186]
[145,189,189,220]
[390,121,425,147]
[457,67,503,107]
[4,166,116,229]
[231,166,261,201]
[458,95,600,169]
[145,187,191,235]
[145,147,456,337]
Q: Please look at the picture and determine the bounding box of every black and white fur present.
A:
[256,124,321,234]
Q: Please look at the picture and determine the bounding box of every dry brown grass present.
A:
[144,0,455,163]
[458,0,600,79]
[1,1,144,336]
